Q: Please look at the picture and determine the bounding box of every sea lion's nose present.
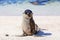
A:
[28,14,31,17]
[27,13,30,14]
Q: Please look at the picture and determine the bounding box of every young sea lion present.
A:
[21,9,38,36]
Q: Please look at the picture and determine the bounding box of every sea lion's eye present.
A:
[24,9,33,14]
[25,12,30,14]
[25,12,27,14]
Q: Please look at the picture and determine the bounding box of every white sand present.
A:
[0,1,60,40]
[0,16,60,40]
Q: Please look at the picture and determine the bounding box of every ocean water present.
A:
[0,0,60,16]
[0,0,60,5]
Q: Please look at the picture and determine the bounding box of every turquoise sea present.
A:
[0,0,60,5]
[0,0,60,16]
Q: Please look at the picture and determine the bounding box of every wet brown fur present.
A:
[22,15,37,36]
[22,10,38,36]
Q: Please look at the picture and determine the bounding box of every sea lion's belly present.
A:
[22,20,31,34]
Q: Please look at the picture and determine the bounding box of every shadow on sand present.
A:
[34,30,52,37]
[14,29,52,37]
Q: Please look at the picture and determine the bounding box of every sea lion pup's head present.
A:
[23,9,33,19]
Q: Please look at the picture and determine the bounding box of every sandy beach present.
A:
[0,1,60,40]
[0,16,60,40]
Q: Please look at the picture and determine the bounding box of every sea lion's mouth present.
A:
[25,17,31,20]
[28,14,31,17]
